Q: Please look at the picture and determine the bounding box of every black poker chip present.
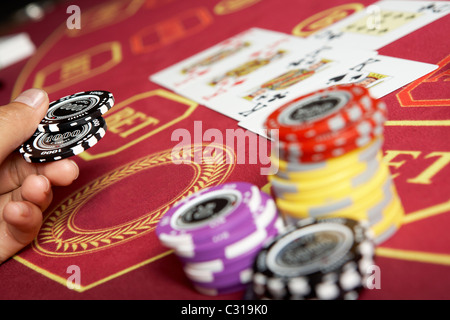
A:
[247,217,375,300]
[19,117,107,163]
[37,90,114,132]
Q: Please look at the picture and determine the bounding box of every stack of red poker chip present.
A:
[265,83,386,163]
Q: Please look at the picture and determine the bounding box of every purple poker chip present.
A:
[156,182,263,248]
[180,230,271,270]
[193,282,248,296]
[182,221,283,283]
[174,217,282,262]
[188,266,253,289]
[173,192,277,252]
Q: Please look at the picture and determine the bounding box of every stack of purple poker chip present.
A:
[156,182,286,296]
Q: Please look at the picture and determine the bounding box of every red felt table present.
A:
[0,0,449,300]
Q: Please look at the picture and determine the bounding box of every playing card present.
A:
[175,33,311,107]
[319,54,438,98]
[308,0,450,50]
[149,28,294,92]
[197,43,377,122]
[238,54,438,137]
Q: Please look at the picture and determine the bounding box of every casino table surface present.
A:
[0,0,449,300]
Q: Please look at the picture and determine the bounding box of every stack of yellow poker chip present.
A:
[264,84,404,244]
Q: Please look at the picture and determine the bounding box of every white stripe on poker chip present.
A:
[374,126,384,136]
[356,120,372,135]
[225,228,267,259]
[328,114,346,131]
[248,185,262,213]
[253,272,267,286]
[372,110,385,123]
[347,104,363,121]
[185,259,224,272]
[331,148,345,157]
[351,157,379,187]
[23,153,32,163]
[358,240,375,258]
[239,269,252,283]
[49,124,59,132]
[71,145,85,155]
[356,135,371,147]
[288,143,302,156]
[267,278,285,297]
[368,178,392,224]
[316,281,340,300]
[360,95,372,110]
[340,268,362,291]
[309,198,353,217]
[313,144,326,152]
[184,267,213,283]
[100,104,109,114]
[305,129,316,138]
[159,233,194,248]
[359,257,375,277]
[310,153,325,162]
[274,217,286,234]
[352,86,364,95]
[287,277,310,296]
[334,137,347,146]
[255,199,277,229]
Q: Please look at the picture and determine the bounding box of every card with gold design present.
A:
[175,34,313,111]
[238,54,437,138]
[191,44,376,122]
[308,0,450,50]
[149,28,294,92]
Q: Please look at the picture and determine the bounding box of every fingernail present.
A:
[38,175,50,192]
[13,88,47,109]
[69,160,79,180]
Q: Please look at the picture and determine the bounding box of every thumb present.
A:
[0,88,48,163]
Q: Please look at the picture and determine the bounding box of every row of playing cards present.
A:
[150,0,448,137]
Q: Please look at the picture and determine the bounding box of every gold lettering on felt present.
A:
[106,107,160,138]
[60,55,91,81]
[384,150,450,184]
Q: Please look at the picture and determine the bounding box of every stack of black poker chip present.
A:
[19,90,114,163]
[245,217,376,300]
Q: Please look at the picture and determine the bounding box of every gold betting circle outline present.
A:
[32,143,235,257]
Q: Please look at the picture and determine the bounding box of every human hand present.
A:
[0,89,79,264]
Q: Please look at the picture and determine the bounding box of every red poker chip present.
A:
[275,107,387,158]
[275,134,382,163]
[265,84,378,142]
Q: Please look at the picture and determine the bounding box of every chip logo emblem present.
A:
[397,54,450,107]
[292,3,364,37]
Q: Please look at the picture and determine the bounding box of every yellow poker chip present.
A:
[275,159,390,216]
[371,195,405,244]
[271,152,383,201]
[280,173,394,223]
[271,138,382,181]
[271,152,376,190]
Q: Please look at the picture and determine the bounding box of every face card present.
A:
[149,28,294,92]
[308,0,450,50]
[175,34,311,108]
[196,44,377,122]
[238,54,438,137]
[319,55,438,98]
